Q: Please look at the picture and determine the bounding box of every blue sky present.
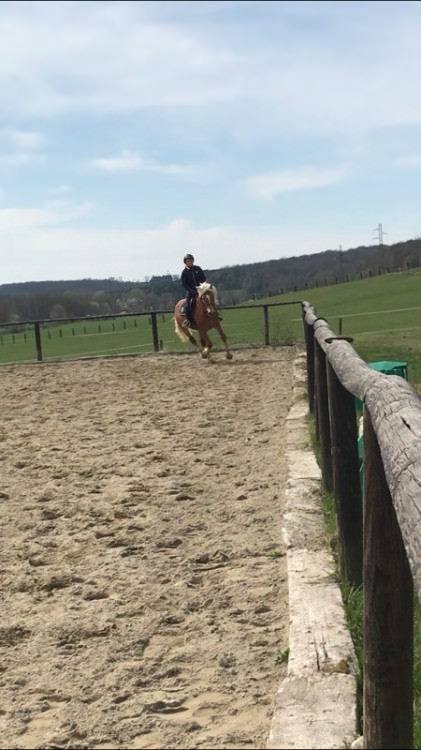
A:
[2,0,421,284]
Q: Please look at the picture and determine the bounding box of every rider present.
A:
[180,253,207,327]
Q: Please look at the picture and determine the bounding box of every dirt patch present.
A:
[0,347,295,749]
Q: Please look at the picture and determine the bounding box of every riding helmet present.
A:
[184,253,194,263]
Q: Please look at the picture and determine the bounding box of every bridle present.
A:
[199,290,218,318]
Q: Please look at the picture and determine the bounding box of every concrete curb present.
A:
[266,352,359,749]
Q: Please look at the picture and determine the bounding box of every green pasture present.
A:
[262,270,421,332]
[260,269,421,315]
[262,271,421,391]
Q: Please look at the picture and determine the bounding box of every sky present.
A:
[2,0,421,284]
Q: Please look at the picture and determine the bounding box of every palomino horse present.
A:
[174,282,233,360]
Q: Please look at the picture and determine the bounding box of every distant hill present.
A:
[0,277,136,297]
[1,237,421,323]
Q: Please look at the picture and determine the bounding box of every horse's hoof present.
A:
[226,352,233,360]
[201,349,209,359]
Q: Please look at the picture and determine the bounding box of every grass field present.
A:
[268,271,421,391]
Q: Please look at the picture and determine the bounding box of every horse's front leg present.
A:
[199,332,210,359]
[215,322,233,359]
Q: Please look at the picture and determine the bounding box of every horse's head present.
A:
[197,282,219,317]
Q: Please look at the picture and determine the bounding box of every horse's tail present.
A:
[174,317,190,342]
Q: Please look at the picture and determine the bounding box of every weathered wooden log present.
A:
[302,305,315,413]
[302,301,421,601]
[314,339,333,492]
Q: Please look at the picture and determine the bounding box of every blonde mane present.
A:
[197,281,219,305]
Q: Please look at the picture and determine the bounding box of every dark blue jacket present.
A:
[181,264,206,294]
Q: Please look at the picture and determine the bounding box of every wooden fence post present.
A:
[326,359,362,585]
[34,321,43,362]
[263,305,269,345]
[363,407,413,749]
[314,338,333,492]
[302,308,315,413]
[150,313,159,352]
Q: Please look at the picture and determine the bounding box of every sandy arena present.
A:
[0,347,296,749]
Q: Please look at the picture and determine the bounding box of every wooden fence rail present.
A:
[302,300,419,749]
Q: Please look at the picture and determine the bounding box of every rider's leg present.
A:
[188,291,197,322]
[183,292,194,327]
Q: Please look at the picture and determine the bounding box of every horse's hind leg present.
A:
[175,317,199,348]
[186,330,199,348]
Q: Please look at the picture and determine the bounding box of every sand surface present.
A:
[0,347,295,749]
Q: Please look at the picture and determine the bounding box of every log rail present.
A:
[302,300,419,749]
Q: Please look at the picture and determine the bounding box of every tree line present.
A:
[1,237,421,324]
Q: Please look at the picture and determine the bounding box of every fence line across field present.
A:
[0,300,303,363]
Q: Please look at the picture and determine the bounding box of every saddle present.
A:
[181,298,196,314]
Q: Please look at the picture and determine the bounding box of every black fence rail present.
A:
[302,300,420,749]
[0,300,302,362]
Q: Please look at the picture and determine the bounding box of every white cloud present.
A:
[93,150,143,173]
[394,154,421,169]
[0,1,243,118]
[244,165,350,199]
[0,200,94,229]
[0,128,46,166]
[47,184,72,195]
[1,0,421,141]
[2,129,45,150]
[0,152,45,166]
[92,149,216,179]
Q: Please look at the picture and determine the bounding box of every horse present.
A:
[174,282,233,360]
